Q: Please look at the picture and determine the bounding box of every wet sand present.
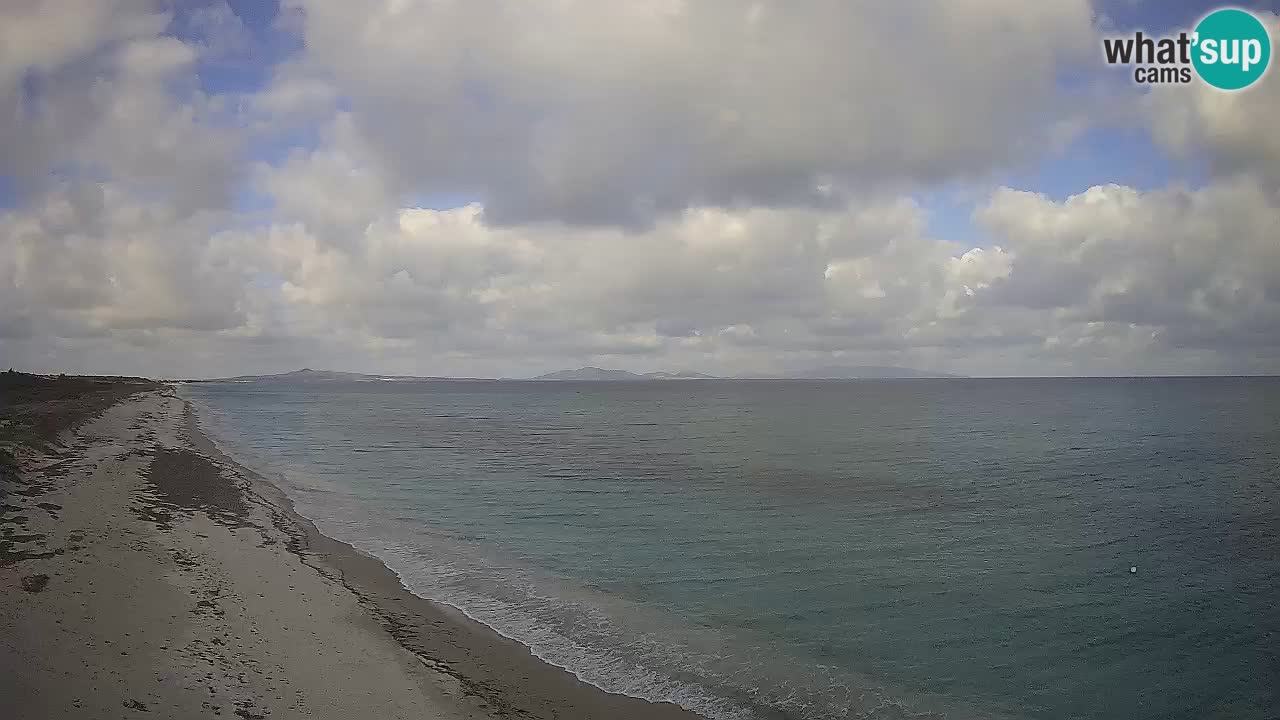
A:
[1,378,705,719]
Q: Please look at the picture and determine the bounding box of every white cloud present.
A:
[2,1,1277,378]
[180,178,1275,376]
[7,172,1279,377]
[976,178,1280,357]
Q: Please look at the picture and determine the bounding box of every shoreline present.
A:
[1,382,707,719]
[181,393,710,720]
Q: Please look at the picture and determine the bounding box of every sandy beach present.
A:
[1,377,704,720]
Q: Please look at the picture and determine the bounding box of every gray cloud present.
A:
[1,1,1278,378]
[1,1,240,211]
[0,183,249,336]
[283,0,1098,227]
[1146,13,1280,187]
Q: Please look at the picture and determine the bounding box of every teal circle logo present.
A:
[1192,8,1271,90]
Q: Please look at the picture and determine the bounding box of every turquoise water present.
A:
[181,378,1280,720]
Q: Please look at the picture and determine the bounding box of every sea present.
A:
[179,378,1280,720]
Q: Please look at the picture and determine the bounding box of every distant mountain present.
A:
[528,366,960,381]
[262,368,369,382]
[193,366,957,383]
[530,367,720,381]
[531,367,649,381]
[790,365,963,379]
[642,371,719,380]
[193,368,492,383]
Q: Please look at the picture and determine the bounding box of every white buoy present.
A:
[1130,566,1137,574]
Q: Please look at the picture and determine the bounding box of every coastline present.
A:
[181,393,710,720]
[1,382,706,719]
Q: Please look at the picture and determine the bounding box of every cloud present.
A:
[0,0,241,211]
[975,178,1280,357]
[189,175,1276,376]
[1145,12,1280,185]
[281,0,1098,226]
[7,165,1279,378]
[232,198,945,360]
[0,182,249,337]
[1,1,1277,378]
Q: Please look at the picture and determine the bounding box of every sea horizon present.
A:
[179,377,1280,720]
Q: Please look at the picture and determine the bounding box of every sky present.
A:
[1,0,1278,379]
